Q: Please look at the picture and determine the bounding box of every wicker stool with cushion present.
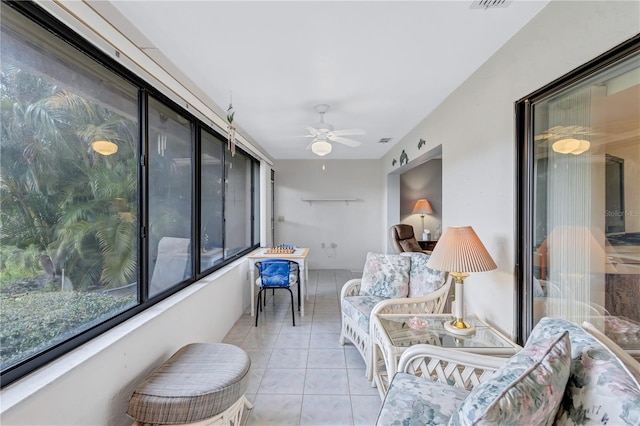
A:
[128,343,252,426]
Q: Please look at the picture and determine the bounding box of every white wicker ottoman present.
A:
[128,343,252,426]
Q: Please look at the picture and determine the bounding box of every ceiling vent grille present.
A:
[378,138,392,144]
[470,0,510,10]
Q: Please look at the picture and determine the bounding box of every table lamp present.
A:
[412,199,433,240]
[427,226,497,335]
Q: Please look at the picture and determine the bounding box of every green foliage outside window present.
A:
[1,59,139,371]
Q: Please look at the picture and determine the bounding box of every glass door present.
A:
[517,38,640,347]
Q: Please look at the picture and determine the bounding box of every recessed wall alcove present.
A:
[386,145,442,252]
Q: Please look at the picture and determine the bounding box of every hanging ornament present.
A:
[157,112,167,157]
[226,93,236,157]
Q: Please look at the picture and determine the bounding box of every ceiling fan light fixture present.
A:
[552,138,590,155]
[92,140,118,156]
[569,139,590,155]
[311,140,332,156]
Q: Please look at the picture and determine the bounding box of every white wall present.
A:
[382,0,640,337]
[1,261,251,425]
[274,160,384,270]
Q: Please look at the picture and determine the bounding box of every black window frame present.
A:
[1,0,260,387]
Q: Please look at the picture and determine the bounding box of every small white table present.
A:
[371,313,520,399]
[247,248,310,317]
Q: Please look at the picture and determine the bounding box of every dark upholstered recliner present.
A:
[390,224,426,253]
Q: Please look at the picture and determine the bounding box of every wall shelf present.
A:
[301,198,358,206]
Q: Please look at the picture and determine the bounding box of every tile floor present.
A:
[222,269,382,426]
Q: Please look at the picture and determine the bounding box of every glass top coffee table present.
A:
[371,313,521,399]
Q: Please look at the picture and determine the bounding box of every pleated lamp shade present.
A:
[412,199,433,215]
[427,226,497,273]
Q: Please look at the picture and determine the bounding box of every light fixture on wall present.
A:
[412,199,433,240]
[427,226,497,335]
[552,138,590,155]
[311,139,332,156]
[92,140,118,156]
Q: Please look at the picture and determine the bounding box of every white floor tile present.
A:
[224,269,380,426]
[268,348,309,369]
[307,348,346,369]
[274,332,311,349]
[309,333,343,349]
[246,394,303,426]
[351,395,382,426]
[258,368,306,394]
[347,368,378,396]
[304,368,350,395]
[300,395,353,426]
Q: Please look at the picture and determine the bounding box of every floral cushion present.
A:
[450,331,571,426]
[359,252,410,299]
[341,295,385,331]
[377,372,469,426]
[528,317,640,426]
[400,252,447,298]
[582,321,640,386]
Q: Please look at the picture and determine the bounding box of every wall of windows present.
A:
[0,1,260,386]
[517,35,639,345]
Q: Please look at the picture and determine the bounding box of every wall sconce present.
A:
[92,140,118,156]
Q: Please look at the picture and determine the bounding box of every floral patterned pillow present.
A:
[531,317,640,426]
[450,331,571,426]
[359,252,410,298]
[400,252,447,297]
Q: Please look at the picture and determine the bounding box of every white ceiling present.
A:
[98,1,549,160]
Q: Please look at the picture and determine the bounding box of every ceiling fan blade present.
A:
[330,135,361,147]
[305,126,321,136]
[332,128,365,136]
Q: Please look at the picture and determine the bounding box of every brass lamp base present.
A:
[444,318,476,336]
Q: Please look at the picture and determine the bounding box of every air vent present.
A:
[378,138,392,144]
[470,0,510,10]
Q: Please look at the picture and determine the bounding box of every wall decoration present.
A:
[226,94,236,156]
[418,138,426,150]
[399,150,409,165]
[392,158,397,166]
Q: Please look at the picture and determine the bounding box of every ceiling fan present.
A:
[303,104,365,156]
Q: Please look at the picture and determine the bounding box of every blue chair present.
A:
[255,259,298,327]
[270,245,301,310]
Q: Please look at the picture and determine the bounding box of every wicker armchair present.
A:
[376,317,640,425]
[339,252,451,381]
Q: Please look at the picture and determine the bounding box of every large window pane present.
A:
[200,130,224,271]
[148,98,192,297]
[1,3,261,384]
[224,151,253,256]
[0,6,139,371]
[526,49,639,350]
